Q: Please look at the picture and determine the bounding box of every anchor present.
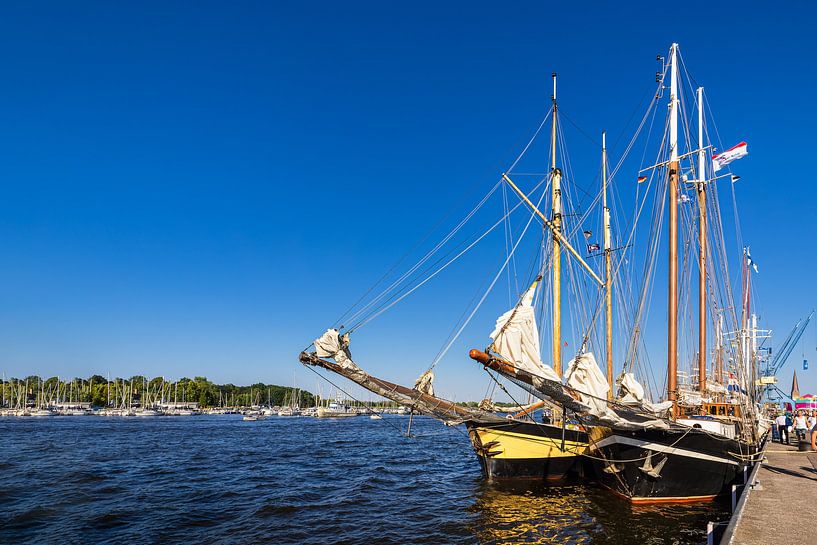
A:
[638,451,668,479]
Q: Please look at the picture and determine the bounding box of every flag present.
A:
[637,175,647,183]
[731,175,741,183]
[587,243,600,252]
[746,250,759,273]
[712,141,748,172]
[583,230,593,239]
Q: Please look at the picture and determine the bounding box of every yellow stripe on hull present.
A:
[474,427,588,460]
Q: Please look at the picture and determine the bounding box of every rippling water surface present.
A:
[0,415,729,544]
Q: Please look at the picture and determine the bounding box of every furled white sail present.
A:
[567,353,670,429]
[618,371,674,415]
[314,329,358,371]
[489,284,560,382]
[565,352,610,416]
[414,369,435,396]
[618,372,645,404]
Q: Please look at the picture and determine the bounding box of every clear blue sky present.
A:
[0,2,814,399]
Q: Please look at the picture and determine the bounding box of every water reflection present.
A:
[470,481,729,545]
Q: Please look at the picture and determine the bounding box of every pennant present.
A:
[712,141,748,172]
[637,175,647,183]
[731,175,741,183]
[583,230,593,239]
[746,251,759,273]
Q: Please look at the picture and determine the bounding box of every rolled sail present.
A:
[489,283,560,383]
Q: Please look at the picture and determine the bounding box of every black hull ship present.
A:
[587,424,754,503]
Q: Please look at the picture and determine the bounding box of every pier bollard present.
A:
[731,484,738,512]
[706,521,727,545]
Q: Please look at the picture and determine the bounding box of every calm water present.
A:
[0,415,729,544]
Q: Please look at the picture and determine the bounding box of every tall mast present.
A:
[716,313,724,386]
[697,86,707,394]
[603,131,613,398]
[741,248,751,390]
[551,72,563,376]
[667,43,679,416]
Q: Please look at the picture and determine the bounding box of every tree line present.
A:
[0,375,315,408]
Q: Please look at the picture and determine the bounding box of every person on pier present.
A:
[776,412,789,444]
[793,410,809,442]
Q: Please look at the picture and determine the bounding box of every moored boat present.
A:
[467,418,587,481]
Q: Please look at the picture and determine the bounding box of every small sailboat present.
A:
[243,411,267,421]
[315,400,359,418]
[277,387,302,416]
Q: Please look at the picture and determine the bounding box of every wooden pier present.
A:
[726,442,817,544]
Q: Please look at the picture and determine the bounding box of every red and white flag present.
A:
[712,141,748,172]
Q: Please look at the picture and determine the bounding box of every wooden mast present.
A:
[551,72,563,377]
[716,313,724,386]
[667,43,679,417]
[697,86,707,394]
[603,131,613,398]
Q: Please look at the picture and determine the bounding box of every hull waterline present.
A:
[587,426,756,504]
[467,419,588,481]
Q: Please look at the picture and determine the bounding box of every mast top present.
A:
[552,72,557,104]
[669,43,679,163]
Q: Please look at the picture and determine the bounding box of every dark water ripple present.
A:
[0,415,728,544]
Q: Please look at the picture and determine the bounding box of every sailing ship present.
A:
[469,43,765,503]
[299,43,766,495]
[580,43,763,503]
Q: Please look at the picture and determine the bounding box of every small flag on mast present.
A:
[587,243,600,252]
[746,250,759,273]
[712,141,748,172]
[731,175,741,183]
[583,230,593,239]
[637,175,647,183]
